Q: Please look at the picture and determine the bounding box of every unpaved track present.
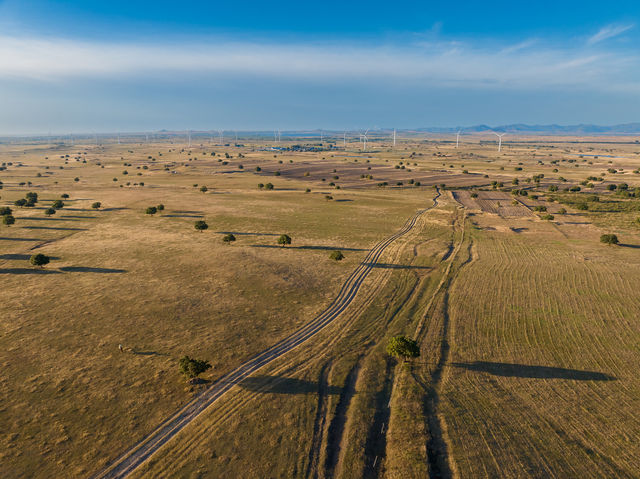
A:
[93,188,441,479]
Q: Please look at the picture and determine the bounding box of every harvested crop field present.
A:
[452,190,534,216]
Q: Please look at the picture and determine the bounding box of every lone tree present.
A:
[44,207,56,216]
[222,233,236,244]
[61,193,70,199]
[386,336,420,361]
[265,183,274,190]
[194,220,208,231]
[145,206,157,215]
[200,186,208,193]
[600,233,619,245]
[91,202,102,209]
[52,200,64,209]
[179,356,212,380]
[3,214,15,226]
[0,206,12,216]
[329,250,345,261]
[278,234,292,247]
[30,253,50,268]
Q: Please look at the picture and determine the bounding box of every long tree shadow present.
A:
[21,226,88,231]
[18,217,83,222]
[251,244,367,251]
[0,254,60,260]
[59,266,127,273]
[238,375,342,395]
[0,268,62,275]
[60,215,98,219]
[218,231,279,236]
[452,361,616,381]
[363,262,432,270]
[162,214,204,218]
[0,237,43,242]
[620,243,640,249]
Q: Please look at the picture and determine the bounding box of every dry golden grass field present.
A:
[1,134,639,478]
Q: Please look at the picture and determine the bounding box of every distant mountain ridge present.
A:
[416,123,640,135]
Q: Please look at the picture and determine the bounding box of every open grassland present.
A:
[1,134,640,478]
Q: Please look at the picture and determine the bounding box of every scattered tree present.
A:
[3,214,15,226]
[265,183,274,190]
[278,234,292,247]
[0,206,11,216]
[145,206,157,215]
[14,199,26,207]
[222,233,236,244]
[386,336,420,361]
[178,356,212,379]
[44,207,56,216]
[157,204,164,211]
[61,193,69,199]
[600,233,619,245]
[200,186,208,193]
[91,202,102,209]
[194,220,208,231]
[329,250,344,261]
[30,253,50,268]
[52,200,64,209]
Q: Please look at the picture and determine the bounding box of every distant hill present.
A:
[415,123,640,135]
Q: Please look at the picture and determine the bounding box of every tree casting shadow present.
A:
[452,361,616,381]
[239,375,342,395]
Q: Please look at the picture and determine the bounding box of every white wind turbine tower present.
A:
[393,128,396,147]
[361,129,369,151]
[456,130,461,148]
[343,131,347,148]
[187,130,192,147]
[117,132,120,145]
[218,129,224,144]
[493,132,505,152]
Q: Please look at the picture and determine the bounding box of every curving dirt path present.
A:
[93,188,441,479]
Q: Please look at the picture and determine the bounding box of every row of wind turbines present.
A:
[54,129,507,152]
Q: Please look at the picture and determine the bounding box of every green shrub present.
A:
[329,250,344,261]
[600,234,619,245]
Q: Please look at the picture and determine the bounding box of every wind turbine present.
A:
[117,132,120,145]
[493,132,505,152]
[218,129,224,144]
[187,130,191,147]
[393,128,396,147]
[361,129,369,151]
[343,131,347,148]
[456,130,461,148]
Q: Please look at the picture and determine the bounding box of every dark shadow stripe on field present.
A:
[363,262,432,270]
[219,231,279,236]
[0,237,43,242]
[238,375,342,395]
[21,226,88,231]
[18,217,83,221]
[162,214,204,218]
[0,268,61,274]
[251,244,367,252]
[452,362,616,381]
[59,266,127,273]
[0,254,60,260]
[620,243,640,249]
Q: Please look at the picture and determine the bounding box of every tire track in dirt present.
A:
[92,189,442,479]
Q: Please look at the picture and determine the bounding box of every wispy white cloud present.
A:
[0,33,638,92]
[587,23,634,45]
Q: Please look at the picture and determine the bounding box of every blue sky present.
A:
[1,0,639,135]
